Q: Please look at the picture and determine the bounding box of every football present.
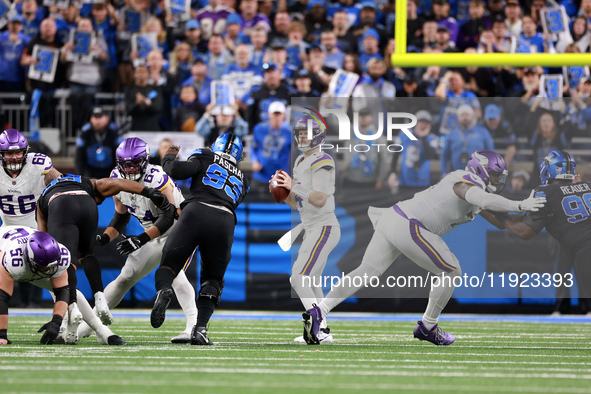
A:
[270,170,290,203]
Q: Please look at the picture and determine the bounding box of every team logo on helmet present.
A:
[294,108,327,152]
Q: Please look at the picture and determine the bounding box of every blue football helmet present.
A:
[539,151,576,185]
[212,133,244,163]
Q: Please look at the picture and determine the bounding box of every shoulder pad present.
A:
[29,153,53,174]
[310,153,335,172]
[459,171,486,190]
[109,168,121,179]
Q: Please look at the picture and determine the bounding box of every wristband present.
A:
[140,187,151,198]
[51,314,63,326]
[291,184,311,201]
[0,329,7,340]
[138,232,152,245]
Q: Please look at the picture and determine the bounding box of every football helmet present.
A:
[0,129,29,172]
[116,138,150,181]
[293,115,325,152]
[26,231,62,277]
[212,133,244,163]
[540,150,576,185]
[465,150,508,193]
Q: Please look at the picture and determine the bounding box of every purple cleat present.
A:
[413,320,455,345]
[302,304,323,345]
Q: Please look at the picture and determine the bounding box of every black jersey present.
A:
[524,181,591,253]
[38,174,96,219]
[161,149,250,221]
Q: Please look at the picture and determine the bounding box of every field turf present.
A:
[2,310,591,394]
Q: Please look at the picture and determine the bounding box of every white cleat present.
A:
[294,328,333,344]
[171,330,191,344]
[65,303,83,345]
[94,291,113,325]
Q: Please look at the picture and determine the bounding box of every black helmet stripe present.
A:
[223,134,235,155]
[561,151,573,175]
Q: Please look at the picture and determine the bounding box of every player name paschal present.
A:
[559,183,591,195]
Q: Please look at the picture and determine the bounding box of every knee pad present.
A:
[120,264,139,282]
[198,279,224,307]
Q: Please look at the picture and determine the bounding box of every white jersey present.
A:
[0,226,70,282]
[0,154,52,228]
[110,164,184,232]
[396,170,485,236]
[292,151,340,229]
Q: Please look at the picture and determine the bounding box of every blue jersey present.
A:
[93,17,118,69]
[250,122,292,183]
[399,133,439,187]
[56,19,77,45]
[182,75,213,105]
[440,126,494,173]
[21,16,42,40]
[359,53,383,73]
[0,32,30,82]
[520,33,545,53]
[221,63,263,102]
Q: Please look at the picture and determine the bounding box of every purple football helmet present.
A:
[293,115,326,152]
[26,231,62,276]
[466,150,508,193]
[0,129,29,172]
[116,138,150,181]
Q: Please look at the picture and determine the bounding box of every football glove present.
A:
[38,315,63,345]
[0,329,11,345]
[116,232,151,256]
[517,190,547,213]
[96,233,110,246]
[141,187,171,211]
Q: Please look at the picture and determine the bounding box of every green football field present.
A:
[2,310,591,394]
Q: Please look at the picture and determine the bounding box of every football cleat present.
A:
[171,330,191,344]
[94,292,113,325]
[107,335,127,346]
[190,326,213,346]
[151,288,173,328]
[65,302,83,345]
[96,324,126,346]
[302,304,323,345]
[294,327,333,344]
[413,320,455,346]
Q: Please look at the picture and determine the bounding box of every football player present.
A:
[150,133,250,345]
[273,115,341,344]
[498,151,591,305]
[301,150,546,345]
[36,173,173,343]
[0,227,125,346]
[77,138,197,343]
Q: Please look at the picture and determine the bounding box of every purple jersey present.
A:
[242,13,270,31]
[196,6,235,40]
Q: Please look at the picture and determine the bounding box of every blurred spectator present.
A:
[173,85,206,132]
[184,19,207,60]
[182,58,212,105]
[224,14,251,53]
[420,65,445,97]
[341,107,391,190]
[436,26,456,52]
[413,20,437,51]
[149,138,172,166]
[304,0,332,42]
[327,0,362,29]
[436,71,482,121]
[440,104,494,174]
[304,44,335,92]
[125,63,163,131]
[245,63,292,129]
[56,2,79,44]
[407,0,427,43]
[195,103,248,146]
[250,101,292,196]
[530,0,546,26]
[169,42,194,86]
[520,15,545,53]
[0,15,30,93]
[290,69,320,102]
[147,49,175,131]
[204,34,235,79]
[222,44,264,109]
[75,107,123,178]
[432,0,459,44]
[508,66,541,98]
[343,53,363,77]
[268,11,291,48]
[352,59,396,120]
[91,2,119,92]
[390,110,439,190]
[240,0,271,36]
[321,31,345,69]
[270,44,298,82]
[456,0,491,51]
[349,2,388,52]
[507,170,530,192]
[504,0,522,37]
[530,112,569,184]
[487,0,505,20]
[479,103,517,165]
[19,0,43,40]
[142,17,172,58]
[195,0,235,41]
[21,17,65,127]
[286,21,308,68]
[460,48,496,97]
[490,16,511,53]
[557,17,591,53]
[332,10,356,53]
[250,27,269,67]
[358,28,383,72]
[566,78,591,136]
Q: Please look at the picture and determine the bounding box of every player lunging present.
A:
[499,151,591,304]
[301,150,546,345]
[151,133,250,345]
[274,116,340,344]
[78,138,198,343]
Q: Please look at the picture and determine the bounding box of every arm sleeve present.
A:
[522,211,547,233]
[161,154,202,180]
[464,185,521,212]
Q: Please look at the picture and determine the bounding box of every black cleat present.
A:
[151,288,173,328]
[190,326,214,346]
[107,335,127,346]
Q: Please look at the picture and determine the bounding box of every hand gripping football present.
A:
[270,170,290,203]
